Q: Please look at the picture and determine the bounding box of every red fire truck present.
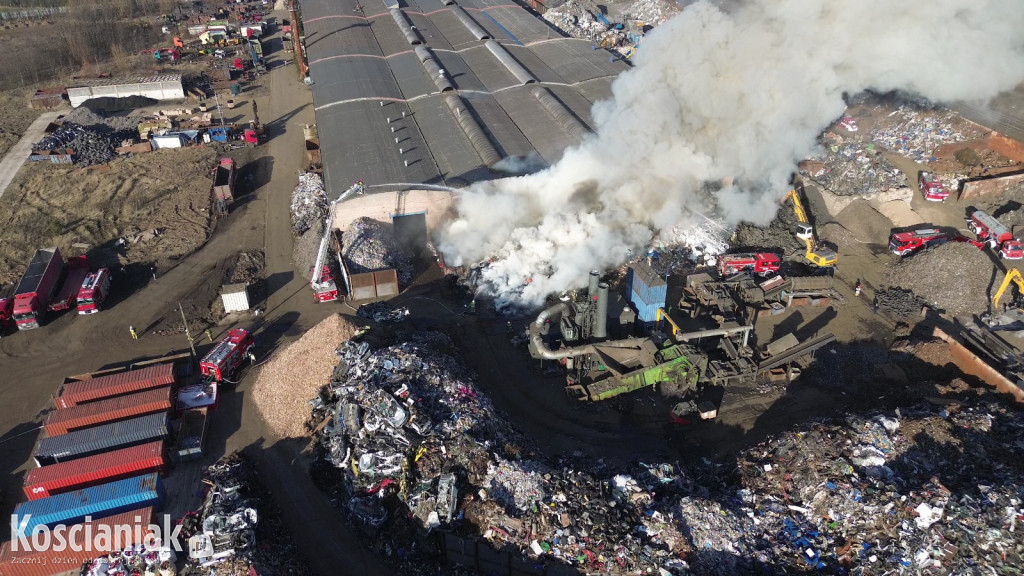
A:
[888,229,948,256]
[717,253,781,277]
[200,328,255,382]
[77,268,112,314]
[918,171,950,202]
[967,209,1024,260]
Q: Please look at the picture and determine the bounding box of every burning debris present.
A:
[342,217,413,287]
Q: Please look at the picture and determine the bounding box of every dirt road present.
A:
[0,110,60,199]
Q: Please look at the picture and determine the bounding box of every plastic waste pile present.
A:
[804,132,907,196]
[870,106,984,163]
[290,172,328,236]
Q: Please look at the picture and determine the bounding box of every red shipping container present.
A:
[23,441,166,501]
[0,507,154,576]
[55,364,175,409]
[44,387,171,437]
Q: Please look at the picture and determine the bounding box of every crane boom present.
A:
[311,181,365,302]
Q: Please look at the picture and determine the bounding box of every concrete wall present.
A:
[960,172,1024,201]
[333,189,457,232]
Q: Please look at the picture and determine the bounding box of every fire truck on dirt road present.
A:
[967,209,1024,260]
[76,268,111,314]
[200,328,255,382]
[918,171,950,202]
[717,253,781,276]
[888,229,948,256]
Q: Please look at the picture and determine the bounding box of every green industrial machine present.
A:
[566,341,707,402]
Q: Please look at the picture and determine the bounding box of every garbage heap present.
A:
[804,131,907,196]
[870,105,985,164]
[81,543,176,575]
[342,216,414,286]
[179,454,310,575]
[290,171,328,236]
[34,121,137,166]
[311,331,1024,575]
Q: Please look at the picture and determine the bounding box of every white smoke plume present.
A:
[439,0,1024,308]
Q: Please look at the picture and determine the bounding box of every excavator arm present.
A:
[785,187,837,267]
[993,268,1024,311]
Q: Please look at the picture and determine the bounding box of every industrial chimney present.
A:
[594,282,609,339]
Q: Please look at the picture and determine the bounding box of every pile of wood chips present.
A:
[251,313,356,438]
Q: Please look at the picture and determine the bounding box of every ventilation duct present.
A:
[390,8,422,45]
[532,87,589,141]
[444,94,501,167]
[414,46,455,92]
[485,40,535,85]
[449,5,490,40]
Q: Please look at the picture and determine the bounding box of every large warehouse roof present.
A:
[303,0,628,194]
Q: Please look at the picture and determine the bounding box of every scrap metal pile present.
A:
[342,217,414,286]
[290,172,328,236]
[803,132,907,196]
[81,544,176,575]
[874,287,927,320]
[180,454,310,575]
[34,121,137,166]
[884,242,997,317]
[310,331,1024,575]
[870,105,985,164]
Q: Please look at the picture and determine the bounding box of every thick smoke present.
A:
[439,0,1024,308]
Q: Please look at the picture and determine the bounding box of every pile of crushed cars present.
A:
[179,454,309,575]
[81,544,176,575]
[309,330,1024,575]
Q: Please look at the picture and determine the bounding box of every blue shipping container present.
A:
[35,413,169,466]
[626,265,667,308]
[13,473,164,534]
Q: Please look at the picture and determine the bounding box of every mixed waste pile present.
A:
[308,329,1024,574]
[34,121,137,166]
[804,132,907,196]
[290,172,328,236]
[870,106,985,164]
[885,242,997,317]
[179,454,309,575]
[222,249,264,284]
[81,542,176,575]
[542,2,624,47]
[342,217,414,286]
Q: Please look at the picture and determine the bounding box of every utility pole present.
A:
[178,301,197,359]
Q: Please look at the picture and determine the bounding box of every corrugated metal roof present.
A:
[309,0,627,194]
[67,74,182,88]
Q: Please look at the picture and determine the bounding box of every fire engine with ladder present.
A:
[200,328,255,382]
[311,181,365,302]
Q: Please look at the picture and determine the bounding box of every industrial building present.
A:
[303,0,629,193]
[65,74,185,108]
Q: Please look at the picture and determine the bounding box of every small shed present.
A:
[221,283,250,313]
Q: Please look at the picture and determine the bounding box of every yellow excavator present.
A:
[785,187,838,267]
[992,268,1024,311]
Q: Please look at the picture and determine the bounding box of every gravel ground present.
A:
[251,314,358,438]
[832,199,891,244]
[884,242,1000,317]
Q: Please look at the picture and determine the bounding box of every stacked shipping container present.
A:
[12,473,164,533]
[55,364,176,408]
[625,262,667,322]
[35,413,169,466]
[43,387,171,436]
[23,441,166,500]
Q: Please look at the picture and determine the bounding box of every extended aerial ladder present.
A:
[311,181,364,302]
[785,187,838,268]
[992,268,1024,312]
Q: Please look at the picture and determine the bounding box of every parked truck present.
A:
[717,253,781,277]
[888,228,948,256]
[12,247,64,330]
[211,157,237,203]
[967,209,1024,259]
[200,328,255,382]
[48,256,90,312]
[918,171,950,202]
[77,268,111,314]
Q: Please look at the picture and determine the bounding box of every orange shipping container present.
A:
[55,364,175,409]
[44,388,171,436]
[24,441,166,501]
